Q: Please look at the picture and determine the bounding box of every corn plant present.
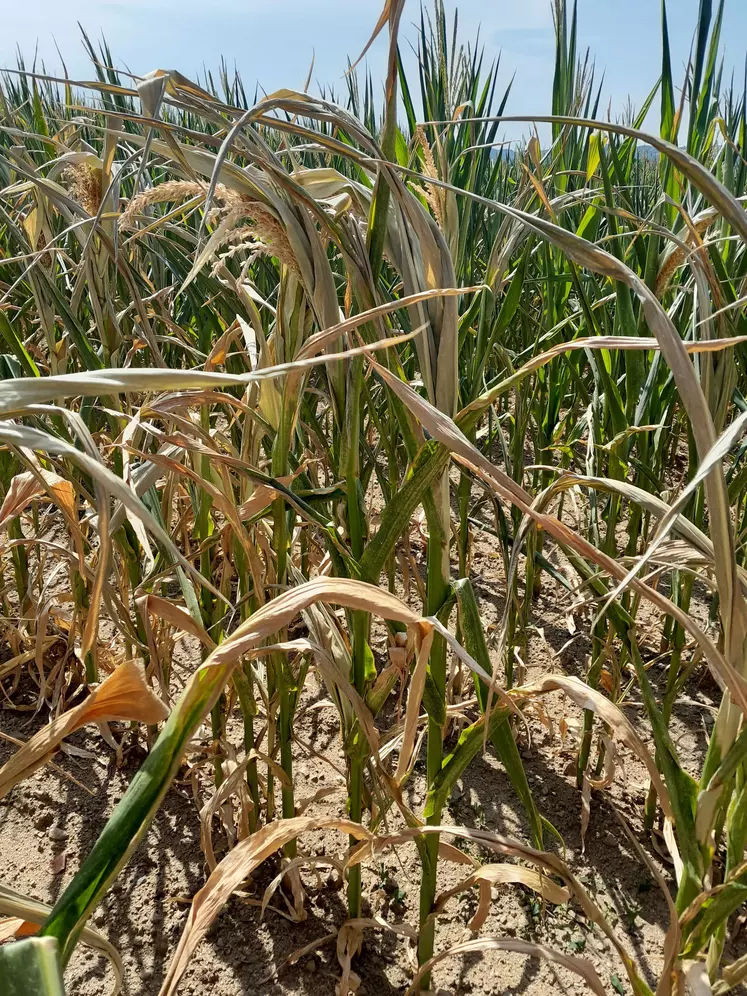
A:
[1,1,747,994]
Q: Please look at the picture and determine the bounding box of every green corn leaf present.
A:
[422,671,447,727]
[453,577,543,848]
[0,312,39,377]
[425,704,511,822]
[660,0,675,141]
[0,938,66,996]
[682,868,747,957]
[39,656,232,963]
[360,438,448,583]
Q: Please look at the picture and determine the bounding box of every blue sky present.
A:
[3,1,747,141]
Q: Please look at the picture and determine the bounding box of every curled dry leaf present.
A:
[405,936,607,996]
[260,856,346,921]
[238,468,302,521]
[519,674,673,819]
[137,594,216,651]
[0,470,76,531]
[336,921,362,996]
[0,661,168,799]
[436,862,571,933]
[159,817,372,996]
[394,624,435,784]
[199,749,288,872]
[0,917,37,942]
[295,783,345,816]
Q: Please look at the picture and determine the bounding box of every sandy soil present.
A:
[0,513,741,996]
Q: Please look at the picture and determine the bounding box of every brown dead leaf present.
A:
[519,673,673,819]
[436,862,571,933]
[405,936,607,996]
[0,917,38,942]
[159,817,373,996]
[0,470,75,529]
[599,668,614,693]
[0,661,168,799]
[581,774,592,852]
[138,594,216,651]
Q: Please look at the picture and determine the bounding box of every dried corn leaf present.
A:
[405,936,606,996]
[520,674,673,819]
[436,862,571,933]
[0,470,75,529]
[159,817,372,996]
[0,661,168,799]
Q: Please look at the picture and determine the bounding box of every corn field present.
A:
[1,0,747,993]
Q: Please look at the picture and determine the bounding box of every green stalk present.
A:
[8,517,30,626]
[271,405,295,853]
[453,578,543,847]
[576,617,606,788]
[74,572,97,685]
[644,470,704,828]
[233,543,260,833]
[277,661,295,830]
[345,356,368,920]
[417,470,450,989]
[644,569,693,830]
[233,663,260,835]
[266,657,277,823]
[197,410,222,786]
[347,611,368,918]
[563,547,703,910]
[457,468,471,578]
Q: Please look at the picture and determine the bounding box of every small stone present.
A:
[48,826,67,842]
